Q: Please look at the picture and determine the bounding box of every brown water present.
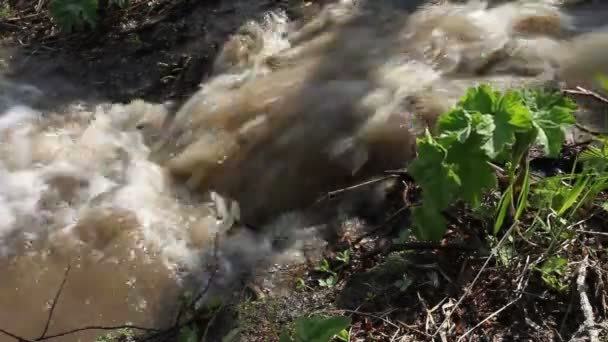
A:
[2,0,608,341]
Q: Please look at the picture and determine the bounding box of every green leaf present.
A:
[457,84,498,114]
[410,131,461,209]
[533,106,576,158]
[494,186,513,235]
[293,316,352,342]
[500,91,533,129]
[411,203,448,242]
[436,108,473,144]
[518,88,576,158]
[178,326,198,342]
[49,0,98,32]
[515,160,531,221]
[446,135,497,208]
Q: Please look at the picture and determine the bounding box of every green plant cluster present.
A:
[409,85,577,241]
[49,0,129,32]
[279,315,351,342]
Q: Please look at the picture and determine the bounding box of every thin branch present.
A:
[316,175,399,202]
[563,86,608,104]
[39,265,71,339]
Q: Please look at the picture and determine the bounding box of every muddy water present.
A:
[2,0,608,341]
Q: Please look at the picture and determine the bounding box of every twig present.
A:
[39,265,71,339]
[575,123,606,136]
[316,175,399,202]
[563,86,608,104]
[570,256,600,342]
[432,222,517,338]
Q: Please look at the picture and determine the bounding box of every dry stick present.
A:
[316,175,399,202]
[563,87,608,104]
[563,87,608,135]
[431,222,518,338]
[570,256,600,342]
[39,265,71,339]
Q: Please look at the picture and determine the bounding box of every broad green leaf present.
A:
[446,135,497,208]
[436,108,472,143]
[293,315,352,342]
[410,131,461,209]
[411,203,448,242]
[500,91,533,129]
[519,88,576,157]
[458,84,498,114]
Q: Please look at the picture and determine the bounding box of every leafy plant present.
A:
[49,0,98,32]
[318,275,337,288]
[394,274,414,292]
[335,249,351,264]
[0,4,11,18]
[536,256,570,292]
[48,0,130,32]
[315,258,338,288]
[94,328,135,342]
[280,315,351,342]
[409,85,576,241]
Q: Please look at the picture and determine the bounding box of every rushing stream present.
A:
[1,0,608,340]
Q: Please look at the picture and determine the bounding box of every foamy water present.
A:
[1,0,608,340]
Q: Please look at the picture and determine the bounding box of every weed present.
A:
[279,315,351,342]
[48,0,130,32]
[536,256,570,293]
[409,85,577,241]
[0,4,11,18]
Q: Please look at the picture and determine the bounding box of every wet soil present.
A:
[0,0,323,109]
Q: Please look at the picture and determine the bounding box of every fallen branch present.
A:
[570,256,600,342]
[563,86,608,104]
